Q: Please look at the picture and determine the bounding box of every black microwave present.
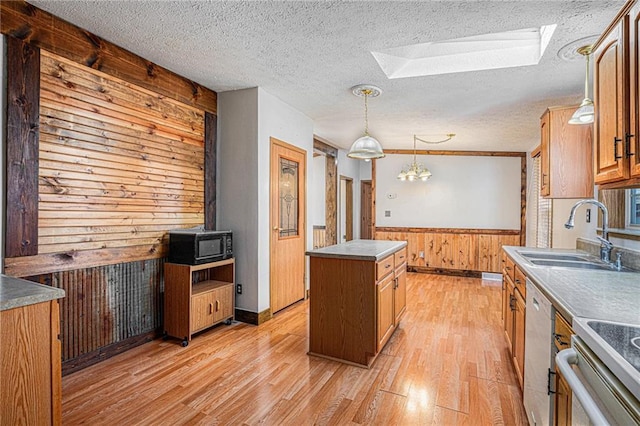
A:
[168,229,233,265]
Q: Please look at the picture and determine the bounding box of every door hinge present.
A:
[547,368,556,395]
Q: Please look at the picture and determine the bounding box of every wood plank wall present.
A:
[375,228,521,273]
[2,2,220,372]
[38,51,205,255]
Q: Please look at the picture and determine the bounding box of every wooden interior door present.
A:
[360,180,372,239]
[270,138,306,314]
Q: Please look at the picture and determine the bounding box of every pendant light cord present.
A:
[584,51,590,100]
[364,92,369,135]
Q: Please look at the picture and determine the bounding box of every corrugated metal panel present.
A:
[51,258,165,361]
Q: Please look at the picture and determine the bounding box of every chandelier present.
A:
[397,135,433,181]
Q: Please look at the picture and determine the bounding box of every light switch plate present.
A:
[385,210,391,217]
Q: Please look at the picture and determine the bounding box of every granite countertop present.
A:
[503,246,640,326]
[306,239,407,261]
[0,274,65,311]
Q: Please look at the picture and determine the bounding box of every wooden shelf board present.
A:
[192,280,233,295]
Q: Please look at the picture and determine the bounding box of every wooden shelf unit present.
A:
[164,258,235,346]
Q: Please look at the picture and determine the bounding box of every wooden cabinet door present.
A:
[504,275,515,351]
[513,289,526,388]
[394,266,407,324]
[630,3,640,177]
[377,274,395,352]
[191,292,215,332]
[212,285,234,323]
[594,20,629,184]
[554,369,572,426]
[540,110,551,196]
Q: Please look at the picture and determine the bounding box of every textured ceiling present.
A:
[30,1,624,152]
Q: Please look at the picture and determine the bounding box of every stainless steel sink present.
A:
[518,252,590,262]
[527,259,618,270]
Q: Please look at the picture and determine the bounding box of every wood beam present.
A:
[204,112,217,230]
[1,1,217,113]
[5,36,40,258]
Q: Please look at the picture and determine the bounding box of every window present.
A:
[629,188,640,227]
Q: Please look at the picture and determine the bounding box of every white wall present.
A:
[337,150,362,240]
[375,154,521,229]
[257,88,314,312]
[311,154,326,227]
[218,88,260,312]
[219,87,314,314]
[551,199,597,248]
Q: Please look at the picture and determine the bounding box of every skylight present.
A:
[371,25,557,79]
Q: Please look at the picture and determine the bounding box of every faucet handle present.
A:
[597,236,614,248]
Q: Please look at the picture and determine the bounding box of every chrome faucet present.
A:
[565,199,614,264]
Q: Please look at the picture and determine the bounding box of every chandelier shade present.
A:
[397,135,433,182]
[347,85,385,160]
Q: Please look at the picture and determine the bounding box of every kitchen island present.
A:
[306,239,407,367]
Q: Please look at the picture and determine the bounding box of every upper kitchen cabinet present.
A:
[594,0,640,187]
[540,106,593,198]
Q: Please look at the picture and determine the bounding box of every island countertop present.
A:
[306,239,407,261]
[0,274,65,311]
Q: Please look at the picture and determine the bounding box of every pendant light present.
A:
[569,45,594,125]
[347,84,385,160]
[397,135,432,182]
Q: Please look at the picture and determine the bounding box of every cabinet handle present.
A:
[216,300,220,312]
[614,136,623,160]
[209,303,213,314]
[554,333,569,347]
[625,133,635,157]
[385,264,391,269]
[509,295,515,311]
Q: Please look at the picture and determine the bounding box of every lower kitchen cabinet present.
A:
[502,249,526,390]
[513,288,526,388]
[377,272,396,351]
[554,369,572,426]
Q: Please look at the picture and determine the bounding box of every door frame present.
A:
[339,175,354,242]
[269,137,307,313]
[313,139,338,245]
[360,179,372,239]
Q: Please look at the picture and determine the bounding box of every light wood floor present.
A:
[62,273,528,425]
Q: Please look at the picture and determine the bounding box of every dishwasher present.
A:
[523,278,555,426]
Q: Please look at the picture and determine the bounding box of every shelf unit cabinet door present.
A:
[212,285,234,323]
[394,266,407,324]
[594,19,629,184]
[631,3,640,177]
[513,289,526,389]
[540,110,551,196]
[191,292,216,333]
[376,273,395,352]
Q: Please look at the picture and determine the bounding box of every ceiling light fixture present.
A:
[347,84,385,160]
[569,45,594,125]
[397,135,433,182]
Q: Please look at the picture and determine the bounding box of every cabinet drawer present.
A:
[514,266,526,298]
[394,248,407,267]
[377,255,395,280]
[554,312,573,351]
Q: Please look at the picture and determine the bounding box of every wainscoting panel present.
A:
[375,228,520,273]
[50,258,165,373]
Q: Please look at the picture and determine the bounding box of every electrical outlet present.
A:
[419,251,424,258]
[237,284,242,294]
[586,208,591,223]
[385,210,391,217]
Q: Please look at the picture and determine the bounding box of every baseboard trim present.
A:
[407,266,482,278]
[62,330,157,376]
[235,308,272,325]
